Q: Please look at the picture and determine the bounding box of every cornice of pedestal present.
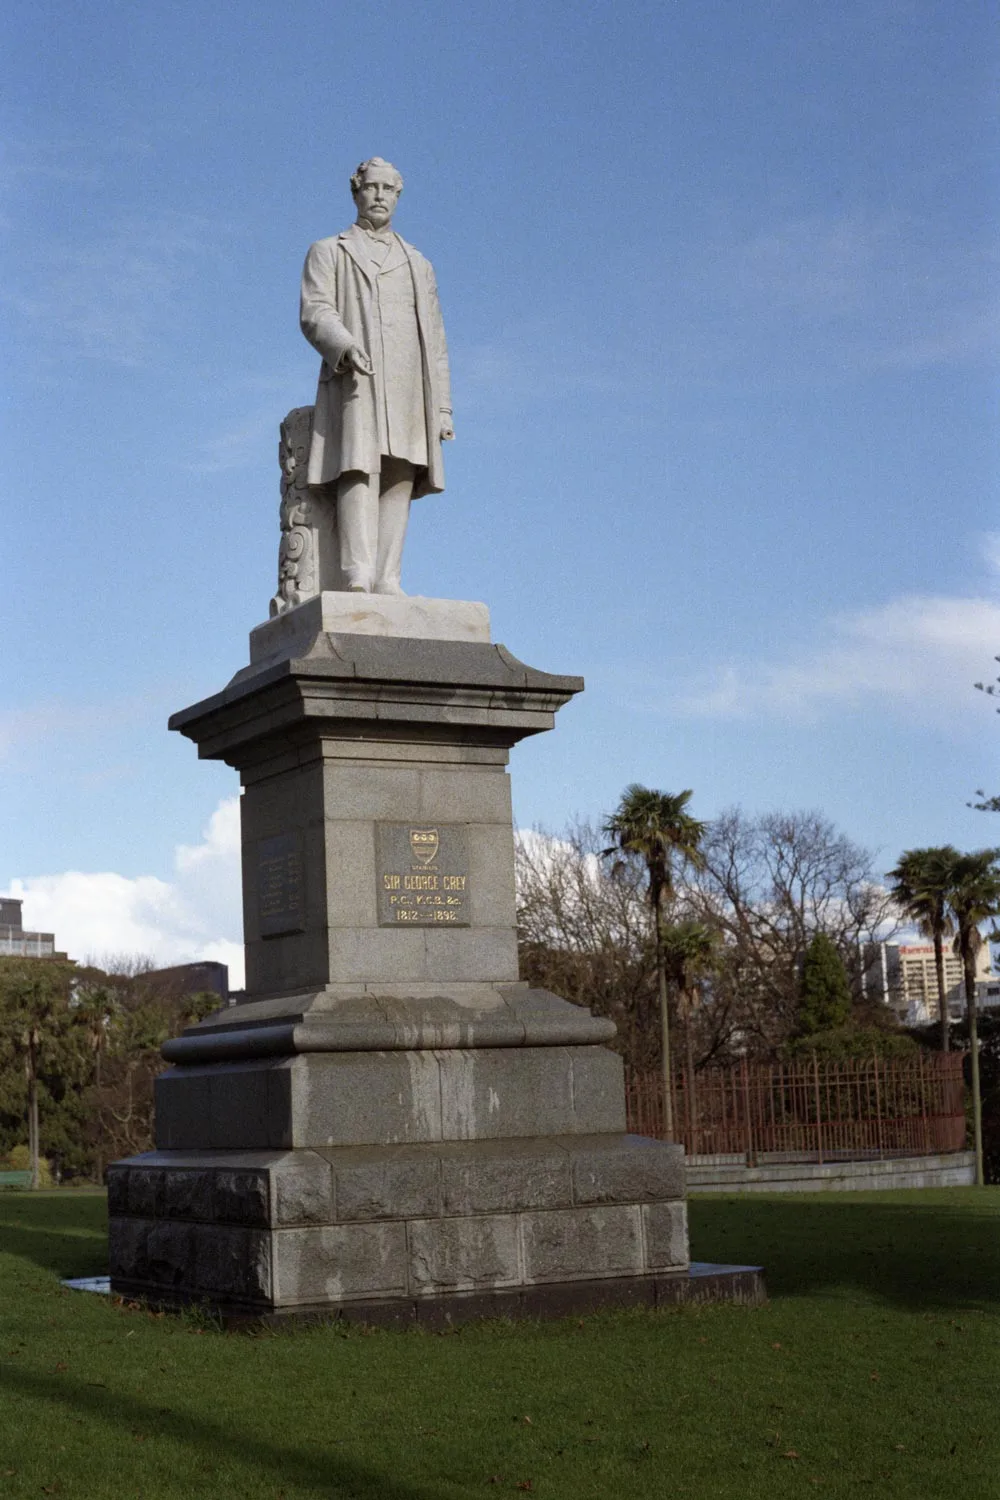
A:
[168,633,584,764]
[160,983,616,1064]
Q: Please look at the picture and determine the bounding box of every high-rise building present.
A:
[865,939,996,1026]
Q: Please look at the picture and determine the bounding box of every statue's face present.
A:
[354,167,402,229]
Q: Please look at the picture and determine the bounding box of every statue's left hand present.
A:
[440,418,455,442]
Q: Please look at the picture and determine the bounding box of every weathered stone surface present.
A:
[438,1046,576,1139]
[571,1136,685,1206]
[407,1214,520,1292]
[641,1201,689,1270]
[108,1215,148,1283]
[155,1046,634,1151]
[331,1148,441,1221]
[107,1135,695,1310]
[214,1170,270,1226]
[272,1223,408,1305]
[163,983,615,1063]
[193,1224,271,1301]
[296,1051,443,1145]
[521,1206,643,1283]
[569,1050,627,1134]
[162,1169,216,1222]
[252,594,492,662]
[146,1220,197,1288]
[271,1154,334,1225]
[106,1166,129,1217]
[127,1167,165,1219]
[439,1140,570,1215]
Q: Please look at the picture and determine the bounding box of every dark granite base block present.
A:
[110,1263,765,1328]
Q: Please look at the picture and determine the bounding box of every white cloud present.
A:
[675,594,1000,725]
[4,797,244,988]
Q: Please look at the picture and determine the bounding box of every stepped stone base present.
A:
[107,595,719,1320]
[108,1134,687,1313]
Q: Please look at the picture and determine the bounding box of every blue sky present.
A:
[3,0,998,979]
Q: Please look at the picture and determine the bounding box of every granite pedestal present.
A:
[108,597,690,1316]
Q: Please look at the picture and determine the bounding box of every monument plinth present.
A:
[107,596,690,1318]
[107,158,693,1320]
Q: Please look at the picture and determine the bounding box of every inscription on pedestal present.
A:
[258,832,305,937]
[376,824,470,927]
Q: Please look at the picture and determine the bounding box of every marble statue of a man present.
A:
[300,157,453,594]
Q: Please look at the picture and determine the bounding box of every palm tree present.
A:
[948,849,1000,1187]
[661,921,721,1149]
[887,846,960,1050]
[602,786,706,1140]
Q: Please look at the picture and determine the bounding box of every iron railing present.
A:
[625,1052,967,1162]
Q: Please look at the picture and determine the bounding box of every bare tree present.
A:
[516,822,661,1069]
[682,809,897,1054]
[516,809,899,1072]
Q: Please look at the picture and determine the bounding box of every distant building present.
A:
[0,898,66,959]
[865,940,996,1026]
[139,960,230,1004]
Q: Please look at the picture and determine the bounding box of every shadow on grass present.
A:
[690,1190,1000,1311]
[0,1192,108,1279]
[0,1361,442,1499]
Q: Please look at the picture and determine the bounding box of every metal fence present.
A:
[625,1052,967,1162]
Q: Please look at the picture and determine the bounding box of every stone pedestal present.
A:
[108,596,689,1317]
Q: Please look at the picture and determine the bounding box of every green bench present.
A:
[0,1170,33,1189]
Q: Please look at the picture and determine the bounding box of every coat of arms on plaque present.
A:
[409,828,439,866]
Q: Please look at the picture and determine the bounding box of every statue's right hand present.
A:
[343,343,373,377]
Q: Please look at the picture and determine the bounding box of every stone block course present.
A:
[407,1214,521,1292]
[332,1147,442,1221]
[569,1050,627,1134]
[193,1224,271,1300]
[438,1046,575,1139]
[521,1205,644,1283]
[126,1167,165,1218]
[105,1166,129,1217]
[214,1170,270,1226]
[162,1168,216,1222]
[272,1155,333,1224]
[571,1136,684,1205]
[146,1220,197,1288]
[438,1139,571,1215]
[641,1201,689,1269]
[416,766,512,824]
[273,1222,408,1304]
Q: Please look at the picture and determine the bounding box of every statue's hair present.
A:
[350,157,403,196]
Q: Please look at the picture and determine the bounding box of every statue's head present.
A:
[351,158,403,230]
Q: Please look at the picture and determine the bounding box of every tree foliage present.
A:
[798,932,853,1036]
[0,958,220,1181]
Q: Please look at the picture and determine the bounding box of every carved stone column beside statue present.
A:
[106,583,691,1320]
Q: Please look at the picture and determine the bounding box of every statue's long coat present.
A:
[300,224,451,497]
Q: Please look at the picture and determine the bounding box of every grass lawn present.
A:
[0,1188,997,1498]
